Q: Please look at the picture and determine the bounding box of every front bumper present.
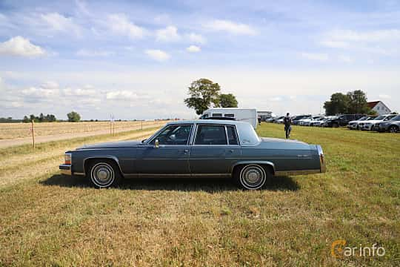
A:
[59,164,72,175]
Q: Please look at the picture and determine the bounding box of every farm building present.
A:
[367,101,391,115]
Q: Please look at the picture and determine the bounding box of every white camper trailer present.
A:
[200,108,258,128]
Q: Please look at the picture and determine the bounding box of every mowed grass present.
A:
[0,123,399,266]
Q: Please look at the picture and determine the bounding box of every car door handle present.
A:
[228,149,234,153]
[183,149,189,154]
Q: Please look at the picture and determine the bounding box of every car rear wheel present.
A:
[88,160,120,188]
[235,164,270,190]
[389,125,399,133]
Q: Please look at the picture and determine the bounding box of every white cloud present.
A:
[106,90,140,100]
[328,29,400,42]
[186,45,201,53]
[378,94,391,99]
[108,14,146,39]
[41,81,59,89]
[76,49,114,57]
[22,86,59,98]
[64,87,96,96]
[186,33,206,44]
[0,36,46,57]
[40,12,82,37]
[300,52,329,62]
[205,19,257,35]
[320,40,349,48]
[269,96,282,102]
[338,55,353,63]
[156,26,180,42]
[145,49,170,62]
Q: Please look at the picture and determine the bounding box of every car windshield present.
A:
[358,117,368,121]
[374,116,384,120]
[390,115,400,121]
[384,115,396,121]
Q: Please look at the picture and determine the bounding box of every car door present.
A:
[135,124,193,175]
[189,124,241,175]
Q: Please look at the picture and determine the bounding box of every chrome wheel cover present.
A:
[239,164,266,190]
[90,162,115,188]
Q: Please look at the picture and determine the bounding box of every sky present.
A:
[0,0,399,120]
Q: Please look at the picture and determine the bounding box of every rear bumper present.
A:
[59,164,72,175]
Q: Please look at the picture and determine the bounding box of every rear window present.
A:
[224,114,235,118]
[236,123,260,146]
[212,113,222,117]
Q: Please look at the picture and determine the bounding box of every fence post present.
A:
[31,120,35,149]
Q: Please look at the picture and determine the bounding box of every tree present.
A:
[184,78,221,115]
[219,93,238,108]
[67,111,81,122]
[323,93,349,115]
[23,116,30,123]
[346,90,369,114]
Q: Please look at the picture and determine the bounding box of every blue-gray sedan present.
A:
[59,120,326,190]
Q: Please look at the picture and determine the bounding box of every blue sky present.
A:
[0,0,399,120]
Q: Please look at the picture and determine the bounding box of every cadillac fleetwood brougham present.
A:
[59,120,326,190]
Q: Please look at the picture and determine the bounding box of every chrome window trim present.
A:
[192,123,230,146]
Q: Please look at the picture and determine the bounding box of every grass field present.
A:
[0,123,399,266]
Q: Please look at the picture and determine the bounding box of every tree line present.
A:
[324,90,374,115]
[21,111,81,123]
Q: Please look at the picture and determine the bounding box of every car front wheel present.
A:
[389,125,399,133]
[88,160,120,188]
[235,164,270,190]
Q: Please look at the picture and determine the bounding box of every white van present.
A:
[200,108,258,128]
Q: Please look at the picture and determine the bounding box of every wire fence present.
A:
[0,120,169,141]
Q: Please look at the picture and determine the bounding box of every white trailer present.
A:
[200,108,258,128]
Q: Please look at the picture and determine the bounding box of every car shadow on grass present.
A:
[40,174,299,192]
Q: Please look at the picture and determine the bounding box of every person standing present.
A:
[284,113,292,139]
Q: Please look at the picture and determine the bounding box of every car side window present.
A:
[151,125,192,145]
[227,126,239,145]
[195,125,227,145]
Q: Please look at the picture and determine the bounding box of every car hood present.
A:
[364,120,383,124]
[259,137,312,150]
[77,140,142,150]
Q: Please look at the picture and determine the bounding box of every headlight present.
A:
[65,153,72,165]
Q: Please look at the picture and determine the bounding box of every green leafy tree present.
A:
[23,116,30,123]
[184,78,221,115]
[219,93,238,108]
[346,90,369,114]
[67,111,81,122]
[323,93,350,115]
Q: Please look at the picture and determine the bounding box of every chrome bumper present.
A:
[59,164,72,175]
[317,145,326,173]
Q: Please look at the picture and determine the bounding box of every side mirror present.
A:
[155,139,159,148]
[141,139,147,143]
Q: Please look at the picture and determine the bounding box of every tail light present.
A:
[65,153,72,165]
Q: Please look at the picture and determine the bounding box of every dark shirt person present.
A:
[283,113,292,139]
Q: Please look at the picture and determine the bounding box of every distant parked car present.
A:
[374,115,400,133]
[347,116,375,130]
[323,114,365,128]
[292,115,312,125]
[273,116,284,123]
[362,114,397,131]
[298,116,313,126]
[309,116,325,126]
[59,120,326,190]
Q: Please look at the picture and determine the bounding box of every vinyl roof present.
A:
[167,119,249,126]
